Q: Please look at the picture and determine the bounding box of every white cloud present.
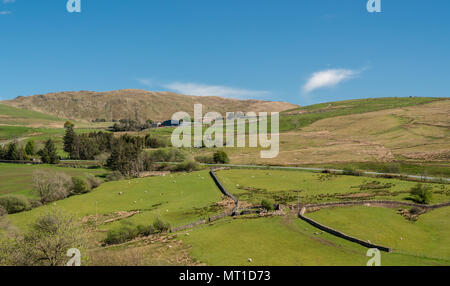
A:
[0,10,11,15]
[2,0,16,4]
[137,79,269,99]
[303,69,361,93]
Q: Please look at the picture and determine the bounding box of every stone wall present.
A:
[299,208,391,252]
[209,170,239,215]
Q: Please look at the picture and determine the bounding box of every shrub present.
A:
[342,167,362,176]
[381,163,401,174]
[1,209,87,266]
[149,149,186,163]
[104,223,156,245]
[261,199,275,211]
[136,224,155,236]
[85,173,102,189]
[28,199,43,209]
[104,225,139,245]
[71,176,90,195]
[32,170,72,203]
[145,135,169,149]
[172,160,201,173]
[0,205,7,216]
[0,195,31,214]
[410,184,433,205]
[153,218,170,233]
[195,155,215,164]
[105,171,125,182]
[213,151,230,164]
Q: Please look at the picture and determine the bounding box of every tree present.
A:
[409,183,433,205]
[0,208,86,266]
[63,123,76,156]
[5,142,20,161]
[213,151,230,164]
[32,170,72,203]
[38,139,59,164]
[25,140,36,156]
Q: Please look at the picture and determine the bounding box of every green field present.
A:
[215,169,450,205]
[307,206,450,261]
[0,104,64,126]
[0,163,109,198]
[6,170,223,233]
[301,162,450,178]
[182,216,448,266]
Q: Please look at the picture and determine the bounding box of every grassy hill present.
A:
[0,104,65,127]
[200,97,450,166]
[1,89,298,123]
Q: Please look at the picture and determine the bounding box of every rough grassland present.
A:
[216,169,450,205]
[307,206,450,261]
[280,97,442,132]
[183,216,448,266]
[6,170,223,232]
[203,99,450,166]
[0,163,109,197]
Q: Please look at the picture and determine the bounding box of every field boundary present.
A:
[299,207,392,252]
[209,169,239,215]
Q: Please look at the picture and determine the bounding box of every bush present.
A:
[104,223,157,245]
[32,170,72,203]
[136,224,155,236]
[153,218,170,233]
[145,135,169,149]
[85,173,102,189]
[410,184,433,205]
[149,149,186,163]
[342,167,362,176]
[71,176,90,195]
[0,195,31,214]
[0,205,7,216]
[261,199,275,211]
[104,224,139,245]
[213,151,230,164]
[105,171,125,182]
[195,155,215,164]
[28,199,43,209]
[172,160,201,173]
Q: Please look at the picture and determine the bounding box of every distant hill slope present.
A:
[279,97,446,132]
[0,103,65,127]
[2,89,299,122]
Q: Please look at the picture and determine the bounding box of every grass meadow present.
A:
[215,169,450,205]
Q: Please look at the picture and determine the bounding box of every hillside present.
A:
[193,97,450,166]
[1,89,298,122]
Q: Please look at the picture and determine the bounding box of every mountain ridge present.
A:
[2,89,299,122]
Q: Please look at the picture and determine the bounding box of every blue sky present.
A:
[0,0,449,105]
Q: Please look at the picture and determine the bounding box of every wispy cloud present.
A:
[2,0,16,4]
[137,79,269,99]
[0,10,11,15]
[303,69,361,93]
